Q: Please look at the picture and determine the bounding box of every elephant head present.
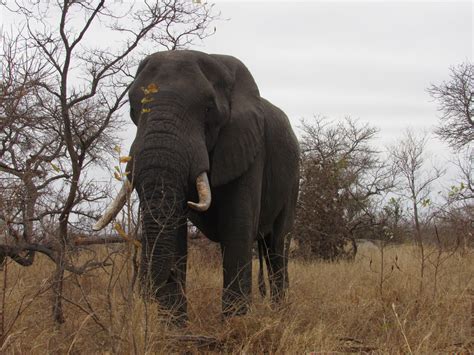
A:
[94,50,264,309]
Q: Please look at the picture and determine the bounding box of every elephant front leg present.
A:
[140,223,188,324]
[221,236,253,316]
[215,165,263,317]
[167,223,188,323]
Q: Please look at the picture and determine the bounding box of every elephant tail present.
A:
[257,238,266,297]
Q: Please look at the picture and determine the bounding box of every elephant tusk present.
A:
[187,172,211,212]
[93,179,133,231]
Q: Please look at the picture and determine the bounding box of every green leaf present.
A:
[51,163,61,173]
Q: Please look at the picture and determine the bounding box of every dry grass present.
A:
[0,242,472,354]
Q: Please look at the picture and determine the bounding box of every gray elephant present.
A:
[94,50,299,320]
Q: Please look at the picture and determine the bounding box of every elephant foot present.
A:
[168,311,188,328]
[222,304,248,318]
[157,298,188,328]
[222,289,250,318]
[157,291,188,323]
[140,279,188,325]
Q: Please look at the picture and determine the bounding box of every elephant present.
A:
[94,50,299,320]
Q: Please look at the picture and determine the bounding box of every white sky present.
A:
[200,1,472,150]
[2,0,472,180]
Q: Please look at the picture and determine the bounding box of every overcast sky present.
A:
[199,1,472,152]
[2,0,472,170]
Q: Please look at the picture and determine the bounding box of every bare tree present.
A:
[428,62,473,150]
[427,62,473,253]
[389,129,445,293]
[295,116,395,260]
[0,0,217,323]
[1,31,68,253]
[450,149,474,201]
[433,149,473,252]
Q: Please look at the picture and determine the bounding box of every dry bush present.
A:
[296,117,395,261]
[0,242,472,353]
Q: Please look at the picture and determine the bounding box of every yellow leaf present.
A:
[147,83,159,93]
[114,145,121,154]
[141,97,154,104]
[141,108,151,113]
[51,163,61,173]
[119,156,132,163]
[114,222,127,238]
[114,172,122,181]
[114,166,120,172]
[114,223,141,247]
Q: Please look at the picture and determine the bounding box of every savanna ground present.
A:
[0,241,472,354]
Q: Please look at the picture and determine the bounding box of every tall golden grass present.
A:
[0,242,472,353]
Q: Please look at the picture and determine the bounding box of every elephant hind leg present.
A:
[257,237,267,297]
[262,209,291,303]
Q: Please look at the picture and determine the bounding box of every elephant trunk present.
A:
[137,165,188,310]
[133,99,209,312]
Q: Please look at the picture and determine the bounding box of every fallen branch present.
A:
[336,336,378,353]
[73,235,126,246]
[0,243,111,274]
[167,334,219,348]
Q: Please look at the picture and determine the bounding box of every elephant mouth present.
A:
[93,171,211,231]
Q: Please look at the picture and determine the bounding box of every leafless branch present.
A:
[428,62,474,150]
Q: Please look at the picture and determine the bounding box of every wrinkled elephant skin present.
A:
[97,50,300,319]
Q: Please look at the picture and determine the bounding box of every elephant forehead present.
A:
[146,51,231,84]
[145,51,205,74]
[129,50,232,107]
[145,60,198,80]
[130,66,203,102]
[149,49,208,62]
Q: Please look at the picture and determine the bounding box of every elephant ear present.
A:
[209,54,265,187]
